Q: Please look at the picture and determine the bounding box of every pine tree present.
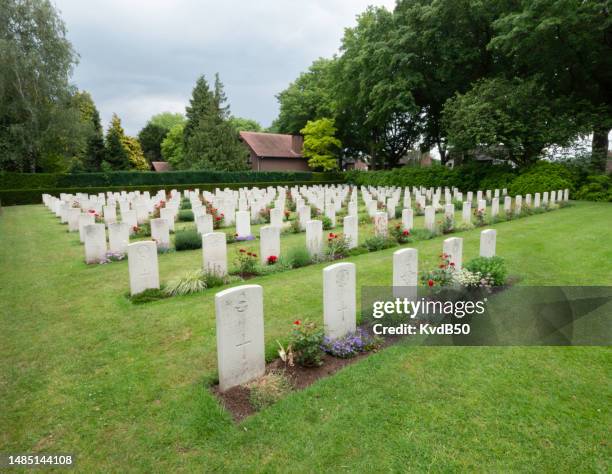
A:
[84,108,105,171]
[105,114,130,170]
[182,74,248,171]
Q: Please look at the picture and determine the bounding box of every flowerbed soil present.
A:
[213,331,400,422]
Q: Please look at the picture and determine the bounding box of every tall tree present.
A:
[83,106,105,171]
[105,114,130,170]
[0,0,81,172]
[273,58,337,134]
[138,122,168,162]
[161,123,185,168]
[489,0,612,170]
[334,6,420,169]
[392,0,520,164]
[182,74,248,170]
[149,112,185,130]
[443,78,579,166]
[229,116,262,132]
[301,118,341,171]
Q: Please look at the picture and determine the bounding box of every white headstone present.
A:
[202,232,227,276]
[491,197,499,217]
[78,213,95,243]
[215,285,265,392]
[127,241,160,295]
[323,262,356,340]
[160,208,175,232]
[374,211,388,237]
[122,209,137,233]
[462,201,471,224]
[84,223,107,264]
[236,210,251,238]
[343,215,358,249]
[443,237,463,270]
[393,248,418,300]
[402,208,413,231]
[196,214,213,235]
[480,229,496,258]
[259,225,280,265]
[108,222,130,255]
[150,218,170,250]
[67,208,81,232]
[424,205,435,232]
[270,208,282,227]
[306,220,323,258]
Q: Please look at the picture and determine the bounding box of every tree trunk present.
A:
[591,127,610,172]
[438,142,447,165]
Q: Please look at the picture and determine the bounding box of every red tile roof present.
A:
[239,131,303,158]
[152,161,171,172]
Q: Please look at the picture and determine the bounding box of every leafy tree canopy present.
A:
[301,118,341,171]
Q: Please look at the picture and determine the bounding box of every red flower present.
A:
[267,255,278,264]
[428,279,435,287]
[215,216,221,221]
[402,230,410,236]
[439,264,445,269]
[328,233,334,238]
[247,252,252,256]
[450,262,455,267]
[252,253,257,257]
[239,248,246,253]
[293,320,301,325]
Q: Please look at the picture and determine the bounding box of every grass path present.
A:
[1,201,611,472]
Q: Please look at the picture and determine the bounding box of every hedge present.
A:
[0,170,343,190]
[0,180,345,206]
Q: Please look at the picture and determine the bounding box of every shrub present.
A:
[420,253,456,288]
[363,235,397,252]
[321,328,383,358]
[464,256,508,286]
[290,319,324,367]
[290,219,301,234]
[164,270,207,296]
[235,248,259,276]
[259,207,272,223]
[174,229,201,250]
[132,222,151,237]
[130,288,168,304]
[390,224,412,243]
[439,215,454,234]
[575,175,612,202]
[409,229,436,240]
[509,162,573,196]
[178,209,194,221]
[248,371,293,410]
[322,215,333,230]
[325,233,350,259]
[287,246,311,268]
[180,199,192,209]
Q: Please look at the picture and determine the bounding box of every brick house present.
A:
[239,131,310,171]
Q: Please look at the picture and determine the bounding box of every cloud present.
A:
[55,0,396,135]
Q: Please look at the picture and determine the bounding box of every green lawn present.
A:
[1,201,611,472]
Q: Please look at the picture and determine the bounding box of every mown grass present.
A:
[0,201,611,472]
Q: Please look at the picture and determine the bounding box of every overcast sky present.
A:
[55,0,396,135]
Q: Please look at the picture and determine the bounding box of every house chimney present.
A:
[291,135,303,155]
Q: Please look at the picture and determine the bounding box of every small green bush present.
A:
[509,162,573,196]
[164,270,207,296]
[322,216,333,230]
[287,247,312,268]
[362,235,397,252]
[178,210,194,221]
[465,256,508,286]
[175,229,201,250]
[290,319,324,367]
[180,200,192,209]
[575,175,612,202]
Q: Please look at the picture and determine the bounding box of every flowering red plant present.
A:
[267,255,278,265]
